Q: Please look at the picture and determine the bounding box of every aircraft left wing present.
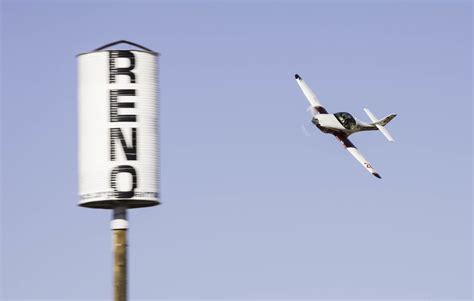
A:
[335,134,382,179]
[294,74,328,114]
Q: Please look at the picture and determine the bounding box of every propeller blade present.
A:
[306,106,317,116]
[301,124,311,137]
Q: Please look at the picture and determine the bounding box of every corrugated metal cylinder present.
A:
[78,45,160,209]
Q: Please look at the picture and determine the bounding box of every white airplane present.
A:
[294,74,397,179]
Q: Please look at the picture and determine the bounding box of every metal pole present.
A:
[112,207,128,301]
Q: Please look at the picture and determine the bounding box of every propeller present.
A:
[301,124,311,137]
[306,106,318,116]
[301,106,318,137]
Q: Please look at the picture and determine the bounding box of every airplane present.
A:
[294,74,397,179]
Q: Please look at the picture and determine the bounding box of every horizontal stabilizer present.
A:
[364,108,396,142]
[375,124,394,142]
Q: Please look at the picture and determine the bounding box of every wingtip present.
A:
[295,74,301,80]
[372,172,382,179]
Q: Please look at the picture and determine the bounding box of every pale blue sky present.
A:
[1,1,472,300]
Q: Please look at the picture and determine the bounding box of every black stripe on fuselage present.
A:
[334,133,356,149]
[315,106,328,114]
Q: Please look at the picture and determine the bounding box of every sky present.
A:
[1,1,472,300]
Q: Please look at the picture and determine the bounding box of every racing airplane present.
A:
[294,74,396,179]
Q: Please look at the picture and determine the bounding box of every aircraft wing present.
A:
[294,74,328,114]
[335,134,382,179]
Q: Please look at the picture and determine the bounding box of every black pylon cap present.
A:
[77,40,159,57]
[94,40,155,52]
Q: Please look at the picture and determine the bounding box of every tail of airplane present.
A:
[363,108,396,142]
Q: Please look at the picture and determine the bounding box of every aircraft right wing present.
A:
[294,74,328,114]
[335,133,382,179]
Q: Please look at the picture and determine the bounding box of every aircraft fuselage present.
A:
[312,113,377,136]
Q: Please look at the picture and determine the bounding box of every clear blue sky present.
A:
[1,1,472,300]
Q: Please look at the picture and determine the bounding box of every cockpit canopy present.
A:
[334,112,356,130]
